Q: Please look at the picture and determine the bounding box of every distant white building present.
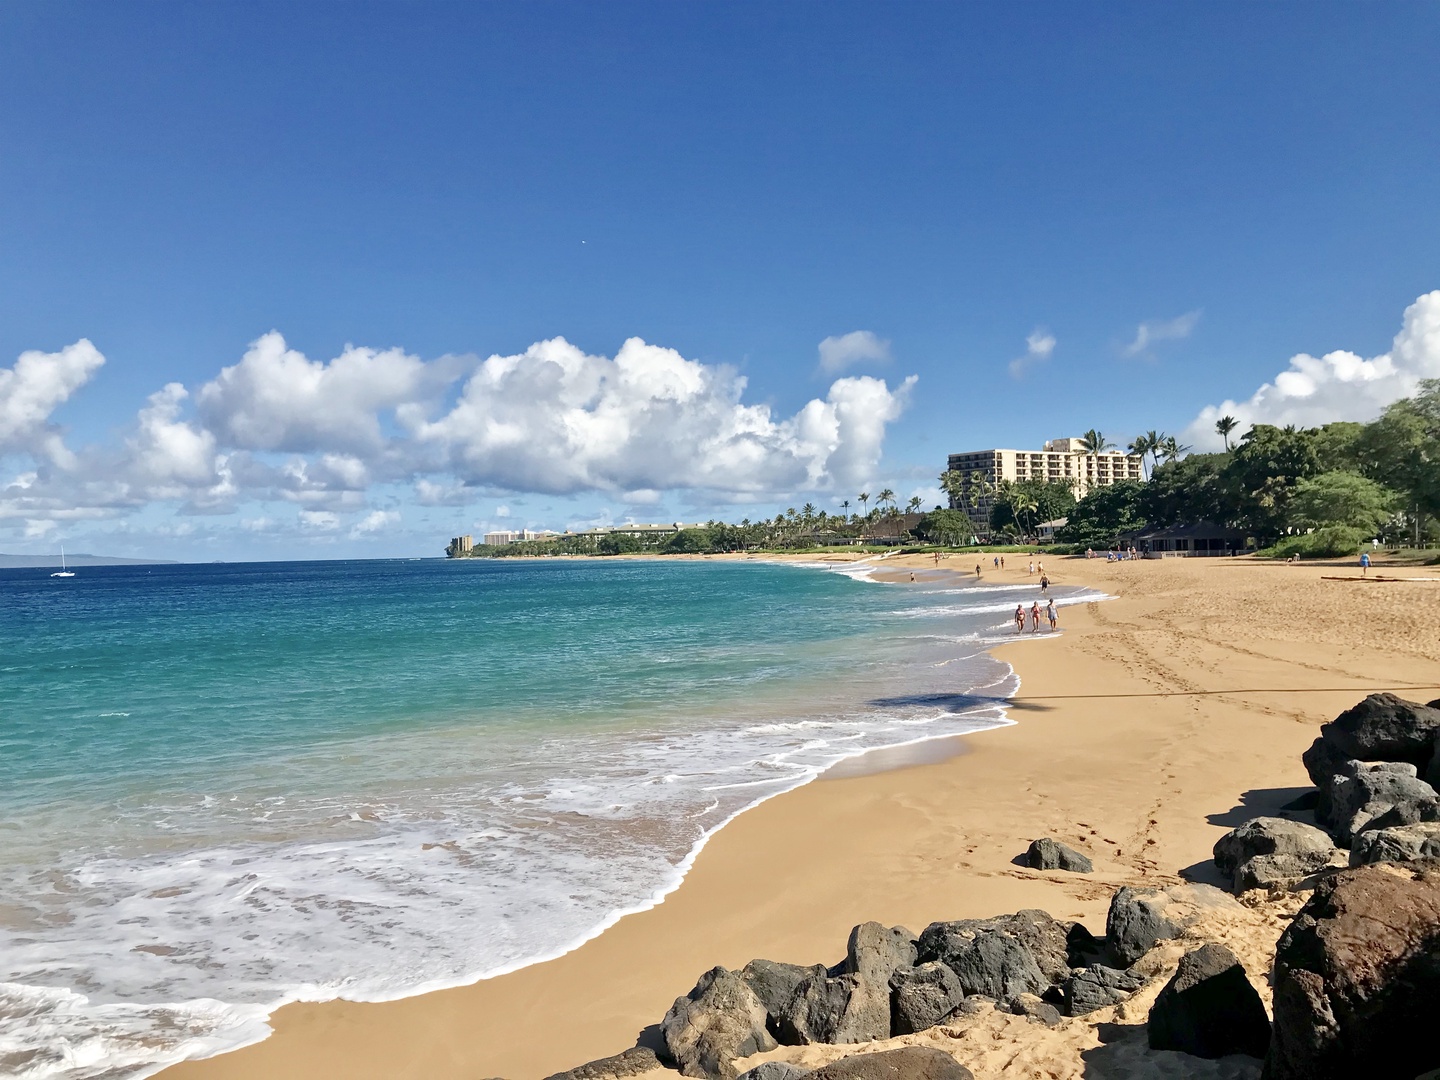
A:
[481,529,557,546]
[947,438,1144,537]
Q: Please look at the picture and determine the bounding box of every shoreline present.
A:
[160,554,1440,1080]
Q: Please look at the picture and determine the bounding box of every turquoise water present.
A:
[0,557,1096,1079]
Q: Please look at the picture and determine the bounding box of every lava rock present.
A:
[662,967,777,1079]
[1324,760,1440,845]
[1105,887,1178,968]
[736,1065,809,1080]
[1213,817,1336,891]
[889,961,964,1035]
[543,1046,663,1080]
[1267,861,1440,1080]
[741,960,827,1032]
[1062,964,1148,1016]
[1322,693,1440,769]
[806,1047,974,1080]
[1007,993,1062,1027]
[942,929,1046,1000]
[841,922,916,985]
[1349,821,1440,866]
[1146,943,1270,1059]
[775,972,889,1046]
[917,909,1076,986]
[1025,838,1094,873]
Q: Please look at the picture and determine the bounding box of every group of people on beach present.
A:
[1013,601,1059,633]
[1015,599,1057,634]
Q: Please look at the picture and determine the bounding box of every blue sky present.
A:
[3,2,1439,559]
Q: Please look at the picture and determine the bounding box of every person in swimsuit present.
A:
[1360,551,1371,576]
[1046,599,1057,630]
[1030,601,1041,632]
[1015,604,1025,633]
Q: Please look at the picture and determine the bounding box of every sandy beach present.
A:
[161,553,1440,1080]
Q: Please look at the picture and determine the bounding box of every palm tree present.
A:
[1215,415,1239,451]
[1159,435,1190,463]
[840,499,850,517]
[1079,429,1114,456]
[857,492,870,517]
[939,469,968,513]
[877,488,896,517]
[906,495,923,515]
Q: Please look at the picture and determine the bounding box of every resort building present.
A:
[946,438,1145,537]
[481,529,556,545]
[445,534,473,557]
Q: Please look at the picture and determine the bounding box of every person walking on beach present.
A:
[993,556,999,569]
[1039,572,1050,593]
[975,562,982,577]
[1046,598,1057,631]
[1015,604,1026,633]
[1029,601,1041,633]
[1027,560,1034,575]
[1000,555,1005,570]
[1360,551,1371,576]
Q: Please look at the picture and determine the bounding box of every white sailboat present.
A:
[51,545,75,578]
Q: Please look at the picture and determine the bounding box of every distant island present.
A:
[0,553,178,569]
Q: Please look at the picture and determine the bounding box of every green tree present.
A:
[1141,453,1236,528]
[1056,481,1147,548]
[1225,424,1322,539]
[914,509,973,546]
[1287,471,1398,536]
[1354,383,1440,544]
[990,480,1075,540]
[1215,415,1240,451]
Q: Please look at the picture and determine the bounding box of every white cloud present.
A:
[1184,291,1440,450]
[350,509,400,538]
[0,339,105,466]
[0,332,917,539]
[414,337,916,496]
[195,332,462,454]
[817,330,892,374]
[1007,328,1056,379]
[1123,311,1200,358]
[298,509,340,531]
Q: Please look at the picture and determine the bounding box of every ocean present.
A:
[0,557,1102,1079]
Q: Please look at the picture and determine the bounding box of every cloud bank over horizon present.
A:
[0,333,917,545]
[1185,291,1440,450]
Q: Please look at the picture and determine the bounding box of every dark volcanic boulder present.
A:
[1349,821,1440,866]
[942,930,1046,1000]
[1146,943,1270,1059]
[917,909,1075,986]
[807,1047,974,1080]
[1213,817,1336,892]
[1105,887,1178,968]
[841,922,916,985]
[736,1065,809,1080]
[775,972,889,1046]
[1325,761,1440,845]
[1062,964,1148,1016]
[1303,734,1351,790]
[888,961,964,1035]
[1266,861,1440,1080]
[1322,693,1440,769]
[741,959,827,1030]
[1007,993,1062,1027]
[543,1046,662,1080]
[662,967,777,1079]
[1025,837,1094,873]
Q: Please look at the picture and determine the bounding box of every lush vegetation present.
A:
[1055,381,1440,555]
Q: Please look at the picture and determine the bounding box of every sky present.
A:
[3,2,1440,560]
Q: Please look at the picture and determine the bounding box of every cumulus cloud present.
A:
[0,339,105,466]
[1123,311,1200,358]
[1184,291,1440,450]
[1008,328,1056,379]
[196,332,463,454]
[817,330,892,374]
[414,337,916,496]
[0,332,917,539]
[350,508,400,538]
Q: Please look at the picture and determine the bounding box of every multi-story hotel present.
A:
[946,437,1144,537]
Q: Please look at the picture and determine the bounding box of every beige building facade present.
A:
[946,438,1144,537]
